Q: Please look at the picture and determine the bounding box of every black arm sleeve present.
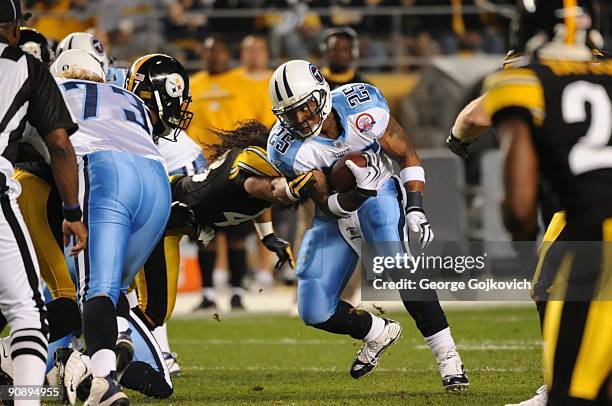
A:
[26,56,78,138]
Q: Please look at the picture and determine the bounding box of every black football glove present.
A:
[262,233,295,270]
[446,130,473,159]
[166,201,198,239]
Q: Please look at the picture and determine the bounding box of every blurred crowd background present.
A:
[18,0,612,311]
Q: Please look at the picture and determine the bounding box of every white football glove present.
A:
[345,151,384,194]
[405,191,434,249]
[406,210,434,249]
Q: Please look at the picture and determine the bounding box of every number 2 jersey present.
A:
[483,56,612,235]
[267,83,394,181]
[170,146,280,229]
[56,78,165,169]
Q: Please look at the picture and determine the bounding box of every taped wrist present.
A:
[405,191,424,212]
[327,193,351,217]
[62,203,82,221]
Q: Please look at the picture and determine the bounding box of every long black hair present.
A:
[207,120,270,162]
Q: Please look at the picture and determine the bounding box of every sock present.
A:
[424,327,456,360]
[45,333,72,373]
[11,329,48,388]
[255,271,274,287]
[126,290,139,308]
[311,301,373,340]
[152,324,171,354]
[198,248,216,289]
[401,299,449,337]
[82,296,117,356]
[46,298,81,342]
[232,287,245,297]
[362,314,386,342]
[91,349,116,378]
[203,288,216,301]
[228,248,247,288]
[117,317,129,334]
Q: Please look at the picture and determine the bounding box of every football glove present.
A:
[345,151,383,196]
[166,201,198,239]
[286,171,317,202]
[405,191,434,249]
[262,234,295,270]
[446,130,472,159]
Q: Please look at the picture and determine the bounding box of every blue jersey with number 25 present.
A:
[267,83,394,181]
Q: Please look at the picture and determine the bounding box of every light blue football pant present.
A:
[296,178,407,325]
[67,150,171,307]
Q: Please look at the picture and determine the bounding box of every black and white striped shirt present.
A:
[0,39,77,182]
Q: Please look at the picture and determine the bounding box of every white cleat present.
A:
[163,352,182,376]
[505,385,548,406]
[350,318,402,379]
[84,372,128,406]
[438,346,469,392]
[55,347,92,405]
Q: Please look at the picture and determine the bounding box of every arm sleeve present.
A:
[26,56,78,138]
[230,147,281,187]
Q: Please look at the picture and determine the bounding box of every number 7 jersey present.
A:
[267,83,395,180]
[56,78,165,168]
[483,57,612,227]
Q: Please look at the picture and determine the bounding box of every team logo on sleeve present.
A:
[165,73,185,98]
[309,64,324,85]
[355,113,375,132]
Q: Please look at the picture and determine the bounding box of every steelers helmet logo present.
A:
[165,73,185,98]
[91,37,104,55]
[309,64,324,85]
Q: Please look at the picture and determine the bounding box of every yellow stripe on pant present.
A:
[13,169,76,300]
[568,219,612,400]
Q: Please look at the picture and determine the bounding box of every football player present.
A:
[49,48,174,405]
[483,1,611,404]
[267,60,468,390]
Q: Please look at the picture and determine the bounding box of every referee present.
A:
[0,0,86,400]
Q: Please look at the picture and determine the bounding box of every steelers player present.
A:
[482,1,611,405]
[124,56,317,334]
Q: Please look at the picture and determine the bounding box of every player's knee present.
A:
[297,280,334,326]
[84,289,119,306]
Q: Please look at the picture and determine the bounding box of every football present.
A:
[328,152,367,193]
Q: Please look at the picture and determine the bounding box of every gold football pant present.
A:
[540,218,611,405]
[134,234,181,328]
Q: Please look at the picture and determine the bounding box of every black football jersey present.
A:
[484,57,612,235]
[171,146,280,229]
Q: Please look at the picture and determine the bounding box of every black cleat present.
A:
[115,329,134,375]
[230,294,245,310]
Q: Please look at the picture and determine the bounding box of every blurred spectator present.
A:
[236,35,276,127]
[268,0,322,60]
[163,0,206,41]
[29,0,95,42]
[319,27,369,89]
[97,0,165,62]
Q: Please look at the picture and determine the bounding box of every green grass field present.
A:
[128,306,543,405]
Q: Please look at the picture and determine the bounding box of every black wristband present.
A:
[63,203,82,222]
[405,191,424,211]
[344,188,375,207]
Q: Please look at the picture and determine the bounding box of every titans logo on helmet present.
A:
[309,64,324,85]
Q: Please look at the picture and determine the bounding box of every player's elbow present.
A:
[45,128,73,157]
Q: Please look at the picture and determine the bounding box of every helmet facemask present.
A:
[274,88,329,138]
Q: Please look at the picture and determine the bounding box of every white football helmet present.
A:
[50,49,107,82]
[56,32,110,72]
[269,60,331,138]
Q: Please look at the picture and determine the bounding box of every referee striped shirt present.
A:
[0,39,77,186]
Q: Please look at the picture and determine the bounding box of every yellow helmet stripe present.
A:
[563,0,578,45]
[127,53,164,92]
